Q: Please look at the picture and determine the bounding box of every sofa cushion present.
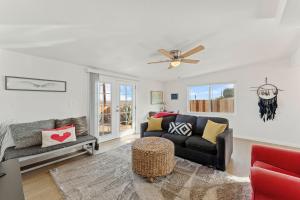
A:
[42,125,77,148]
[161,115,176,131]
[153,112,177,118]
[72,116,88,136]
[4,135,96,160]
[168,122,192,136]
[195,117,229,136]
[143,131,166,137]
[55,118,73,128]
[146,117,163,131]
[162,133,188,146]
[175,114,197,134]
[185,136,217,154]
[10,119,55,149]
[202,120,227,144]
[253,161,300,178]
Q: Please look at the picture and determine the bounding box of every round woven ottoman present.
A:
[132,137,175,182]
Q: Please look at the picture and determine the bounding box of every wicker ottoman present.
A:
[132,137,175,182]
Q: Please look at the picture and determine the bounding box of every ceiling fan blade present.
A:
[158,49,174,59]
[147,60,171,64]
[180,45,205,58]
[181,59,200,64]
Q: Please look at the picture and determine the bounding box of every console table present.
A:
[0,159,25,200]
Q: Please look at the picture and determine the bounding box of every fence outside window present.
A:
[188,83,235,113]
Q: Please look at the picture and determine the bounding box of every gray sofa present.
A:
[141,114,233,171]
[3,117,96,172]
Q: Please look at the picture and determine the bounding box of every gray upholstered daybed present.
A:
[3,116,97,173]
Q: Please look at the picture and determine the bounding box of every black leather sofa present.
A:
[140,114,233,171]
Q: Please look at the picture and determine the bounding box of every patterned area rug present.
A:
[50,144,251,200]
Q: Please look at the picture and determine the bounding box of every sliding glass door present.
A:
[97,77,135,142]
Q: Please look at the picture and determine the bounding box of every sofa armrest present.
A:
[251,167,300,200]
[216,128,233,171]
[140,122,148,138]
[251,144,300,175]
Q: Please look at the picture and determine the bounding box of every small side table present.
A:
[0,159,25,200]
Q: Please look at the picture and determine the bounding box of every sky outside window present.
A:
[211,84,234,99]
[99,83,111,102]
[189,85,209,100]
[189,84,234,100]
[120,84,133,101]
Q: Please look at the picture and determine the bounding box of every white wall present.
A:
[2,49,300,149]
[163,59,300,148]
[136,79,164,132]
[0,50,163,145]
[0,50,89,149]
[0,50,89,123]
[291,47,300,67]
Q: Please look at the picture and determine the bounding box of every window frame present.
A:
[186,82,236,115]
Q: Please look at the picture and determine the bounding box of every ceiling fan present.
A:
[147,45,205,69]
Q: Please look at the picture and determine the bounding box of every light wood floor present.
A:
[21,135,298,200]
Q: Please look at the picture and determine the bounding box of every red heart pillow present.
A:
[51,132,71,142]
[42,126,76,147]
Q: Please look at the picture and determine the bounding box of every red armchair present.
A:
[250,144,300,200]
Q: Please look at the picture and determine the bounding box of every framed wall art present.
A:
[5,76,67,92]
[151,91,163,104]
[171,93,178,100]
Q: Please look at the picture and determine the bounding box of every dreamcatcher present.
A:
[250,78,283,122]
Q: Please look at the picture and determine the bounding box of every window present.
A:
[98,82,112,136]
[188,83,235,113]
[119,84,133,132]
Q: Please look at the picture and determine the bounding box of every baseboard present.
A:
[234,135,300,149]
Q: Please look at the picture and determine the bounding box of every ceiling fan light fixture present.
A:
[148,45,204,69]
[170,60,181,67]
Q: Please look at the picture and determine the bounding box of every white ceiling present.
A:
[0,0,299,81]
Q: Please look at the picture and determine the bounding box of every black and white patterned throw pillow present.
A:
[168,122,192,136]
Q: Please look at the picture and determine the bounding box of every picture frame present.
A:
[171,93,178,100]
[5,76,67,92]
[151,91,163,104]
